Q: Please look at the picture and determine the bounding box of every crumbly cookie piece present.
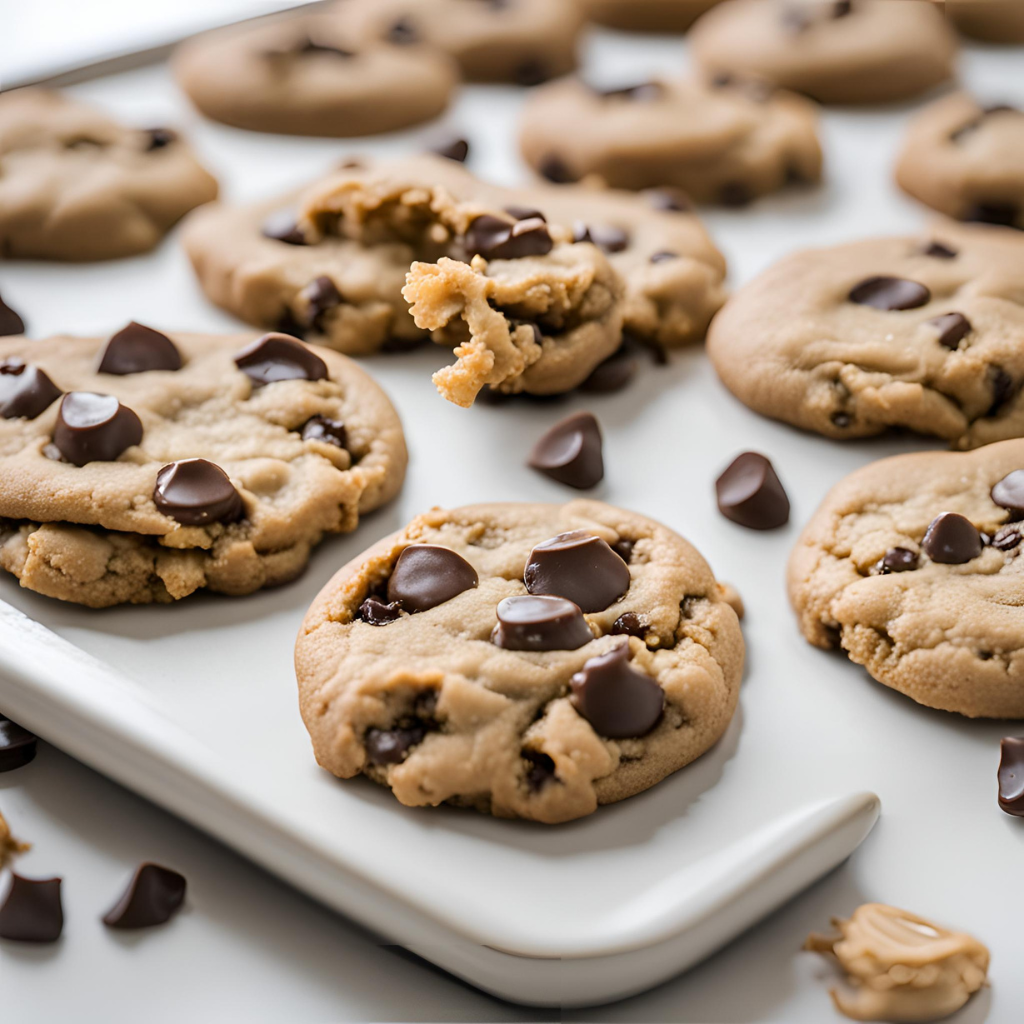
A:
[173,12,457,136]
[943,0,1024,43]
[296,501,743,823]
[578,0,722,32]
[897,94,1024,231]
[707,225,1024,448]
[789,438,1024,717]
[520,74,822,204]
[0,330,406,607]
[0,808,28,867]
[690,0,957,105]
[0,89,217,261]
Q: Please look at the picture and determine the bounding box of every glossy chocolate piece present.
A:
[991,470,1024,514]
[0,715,37,773]
[572,222,629,253]
[715,452,790,530]
[0,359,61,420]
[53,392,143,466]
[387,545,478,612]
[524,531,629,613]
[234,333,328,388]
[103,863,187,929]
[301,415,347,450]
[528,412,604,490]
[358,596,402,625]
[261,209,308,246]
[879,547,919,574]
[98,322,182,375]
[611,612,646,638]
[365,724,427,765]
[928,312,972,350]
[300,276,342,327]
[992,525,1022,551]
[579,346,636,393]
[154,459,242,526]
[922,512,983,564]
[431,137,470,163]
[0,875,63,942]
[848,276,931,311]
[998,737,1024,816]
[570,643,664,739]
[464,214,553,260]
[504,205,546,223]
[0,292,26,336]
[491,594,592,651]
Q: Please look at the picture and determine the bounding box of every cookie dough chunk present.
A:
[707,225,1024,448]
[296,501,744,824]
[944,0,1024,43]
[805,903,990,1021]
[182,154,726,358]
[578,0,722,32]
[345,0,581,85]
[788,439,1024,717]
[0,809,28,866]
[0,89,217,261]
[173,12,457,136]
[521,75,822,204]
[897,94,1024,232]
[690,0,957,105]
[0,330,406,607]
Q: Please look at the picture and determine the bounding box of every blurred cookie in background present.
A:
[576,0,722,32]
[941,0,1024,43]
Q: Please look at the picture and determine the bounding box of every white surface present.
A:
[0,24,1022,1023]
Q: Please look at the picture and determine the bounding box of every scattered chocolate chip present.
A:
[998,737,1024,815]
[992,525,1022,551]
[234,333,328,388]
[991,470,1024,515]
[719,182,753,208]
[261,209,308,246]
[301,415,347,450]
[514,58,550,87]
[928,312,972,350]
[365,724,427,765]
[649,251,678,264]
[0,716,37,773]
[964,200,1019,228]
[300,276,342,327]
[572,222,629,253]
[579,346,636,393]
[0,292,26,335]
[831,411,852,428]
[715,452,790,530]
[387,16,418,44]
[0,875,63,942]
[358,595,402,625]
[989,366,1016,415]
[522,749,556,790]
[538,154,577,184]
[0,359,61,419]
[465,214,553,260]
[611,612,646,638]
[504,205,546,222]
[154,459,242,526]
[524,531,630,613]
[570,643,663,739]
[143,127,177,151]
[922,512,983,564]
[645,187,691,212]
[431,137,470,163]
[103,864,186,929]
[53,392,143,466]
[849,276,931,311]
[387,545,478,612]
[492,594,592,651]
[879,547,919,574]
[596,81,664,102]
[528,412,604,489]
[98,322,182,375]
[922,240,958,259]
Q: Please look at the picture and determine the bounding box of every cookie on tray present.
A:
[0,89,217,261]
[0,329,406,607]
[578,0,723,32]
[173,11,457,136]
[706,224,1024,448]
[789,438,1024,718]
[295,501,744,824]
[520,74,822,204]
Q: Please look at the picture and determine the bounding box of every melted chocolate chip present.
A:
[538,154,577,184]
[387,17,418,44]
[514,58,551,87]
[261,209,308,246]
[879,547,919,574]
[0,292,26,336]
[234,333,328,388]
[0,715,37,772]
[103,864,186,929]
[998,737,1024,816]
[524,531,630,613]
[991,470,1024,514]
[849,276,931,311]
[387,545,478,612]
[522,749,556,790]
[715,452,790,530]
[365,724,428,765]
[528,412,603,489]
[98,322,182,375]
[596,81,664,102]
[579,346,636,393]
[964,200,1019,227]
[143,127,177,151]
[570,643,664,739]
[0,875,63,943]
[300,276,342,327]
[492,595,592,651]
[992,525,1022,551]
[922,240,958,259]
[358,596,402,625]
[645,187,692,212]
[464,214,553,260]
[719,182,753,208]
[431,137,470,162]
[53,392,143,466]
[649,251,678,264]
[154,459,243,526]
[301,415,347,450]
[572,222,629,253]
[928,312,972,350]
[922,512,983,564]
[611,612,646,639]
[0,359,61,420]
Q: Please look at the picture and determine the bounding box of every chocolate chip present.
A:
[831,411,852,428]
[365,724,427,765]
[275,309,307,340]
[300,276,342,327]
[0,359,61,419]
[528,412,604,489]
[572,222,629,253]
[103,864,186,929]
[0,875,63,943]
[922,240,958,259]
[234,333,328,388]
[538,154,577,184]
[0,715,37,773]
[513,58,550,87]
[989,366,1016,415]
[999,738,1024,815]
[431,137,470,162]
[0,292,26,335]
[387,545,478,612]
[991,470,1024,514]
[570,643,663,738]
[922,512,983,564]
[154,459,243,526]
[649,251,678,264]
[301,415,347,450]
[596,81,664,102]
[358,596,402,625]
[522,749,556,790]
[579,346,636,393]
[143,127,177,151]
[964,200,1019,228]
[879,547,919,573]
[833,0,853,15]
[611,612,646,638]
[387,17,418,44]
[504,205,546,222]
[612,538,634,563]
[849,276,931,310]
[715,452,790,530]
[98,322,182,375]
[992,525,1022,551]
[929,312,972,350]
[261,209,308,246]
[719,182,753,208]
[53,392,143,466]
[524,531,630,612]
[465,214,553,260]
[645,187,692,212]
[491,594,593,651]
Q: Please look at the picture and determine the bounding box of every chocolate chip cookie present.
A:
[520,74,822,204]
[690,0,958,105]
[173,11,457,136]
[0,89,217,261]
[578,0,722,31]
[0,329,406,607]
[789,438,1024,717]
[296,501,744,823]
[897,94,1024,232]
[707,225,1024,448]
[943,0,1024,43]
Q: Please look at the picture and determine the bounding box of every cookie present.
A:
[706,224,1024,448]
[345,0,582,86]
[0,329,406,607]
[520,75,822,204]
[172,12,457,137]
[690,0,958,105]
[182,154,726,357]
[788,438,1024,717]
[578,0,722,31]
[0,89,217,261]
[943,0,1024,43]
[896,94,1024,231]
[295,501,744,824]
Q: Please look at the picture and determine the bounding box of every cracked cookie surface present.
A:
[707,225,1024,448]
[296,501,743,824]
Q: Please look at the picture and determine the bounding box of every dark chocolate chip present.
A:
[612,538,634,563]
[849,276,931,311]
[524,530,630,613]
[154,459,243,526]
[103,863,186,929]
[431,137,470,163]
[528,412,604,489]
[261,209,309,246]
[98,322,182,375]
[922,512,983,564]
[504,205,546,222]
[645,187,692,212]
[998,737,1024,816]
[0,292,26,336]
[301,414,347,450]
[522,749,556,790]
[831,411,852,428]
[649,251,678,264]
[992,525,1022,551]
[365,724,427,765]
[387,17,418,44]
[465,214,553,260]
[300,276,342,327]
[275,309,307,340]
[611,612,646,638]
[719,182,753,208]
[928,312,972,350]
[0,875,63,943]
[579,346,636,393]
[358,596,402,625]
[879,547,919,574]
[596,81,664,102]
[143,127,177,151]
[538,154,577,184]
[964,200,1019,228]
[387,545,479,612]
[491,594,592,651]
[922,240,958,259]
[989,366,1016,414]
[991,470,1024,514]
[234,333,328,388]
[715,452,790,530]
[53,392,143,466]
[572,222,629,253]
[0,716,37,773]
[0,359,61,420]
[570,643,664,739]
[513,58,550,87]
